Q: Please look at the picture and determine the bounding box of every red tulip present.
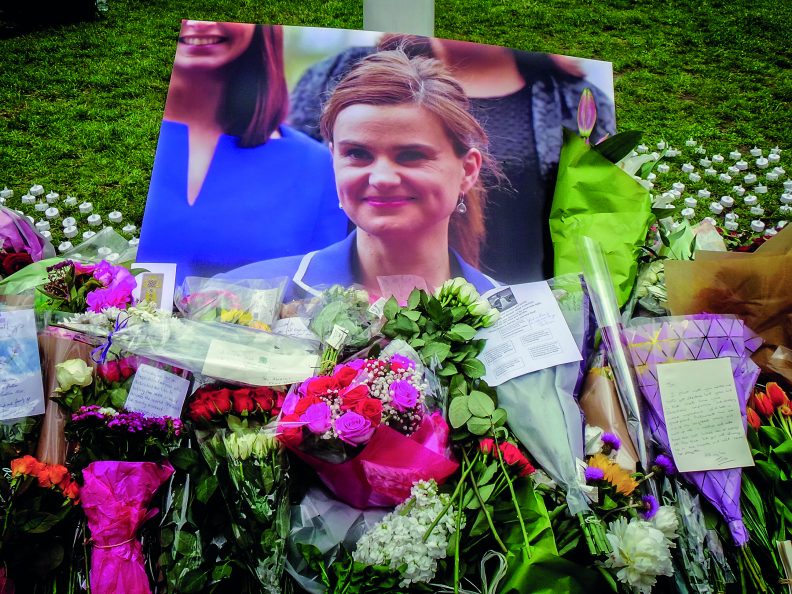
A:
[766,382,789,408]
[746,407,761,430]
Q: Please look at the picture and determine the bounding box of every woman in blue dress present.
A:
[220,50,501,300]
[137,22,348,282]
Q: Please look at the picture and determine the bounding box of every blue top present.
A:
[217,231,500,301]
[137,121,349,283]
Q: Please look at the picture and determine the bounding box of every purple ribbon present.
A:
[91,314,130,364]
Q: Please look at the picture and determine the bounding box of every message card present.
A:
[125,363,191,418]
[132,262,177,312]
[477,282,582,386]
[657,357,754,473]
[0,309,45,420]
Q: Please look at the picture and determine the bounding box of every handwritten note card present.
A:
[125,364,190,418]
[657,358,754,473]
[0,309,45,420]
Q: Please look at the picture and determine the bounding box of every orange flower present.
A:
[62,481,80,503]
[10,454,42,478]
[767,382,790,408]
[747,407,762,430]
[750,392,775,418]
[779,404,792,417]
[587,453,638,496]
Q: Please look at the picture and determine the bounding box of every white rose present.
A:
[55,358,93,391]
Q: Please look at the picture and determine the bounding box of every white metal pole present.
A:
[363,0,435,36]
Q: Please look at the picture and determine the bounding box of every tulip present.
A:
[577,88,597,142]
[766,382,789,408]
[746,407,761,430]
[750,392,775,418]
[779,404,792,418]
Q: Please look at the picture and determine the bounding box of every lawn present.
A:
[0,0,789,240]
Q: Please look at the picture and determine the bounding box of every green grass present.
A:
[0,0,790,241]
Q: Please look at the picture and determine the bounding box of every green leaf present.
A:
[20,511,63,533]
[408,337,425,348]
[420,341,451,365]
[491,407,508,427]
[109,387,128,409]
[760,426,786,447]
[394,314,419,335]
[402,309,421,321]
[425,297,444,321]
[170,447,202,472]
[407,289,421,310]
[383,296,400,320]
[477,461,498,486]
[450,306,469,322]
[460,357,486,379]
[449,374,468,397]
[477,483,495,503]
[771,440,792,457]
[467,416,491,436]
[196,475,219,503]
[449,396,472,428]
[468,390,495,417]
[591,130,643,163]
[447,323,477,342]
[438,361,458,376]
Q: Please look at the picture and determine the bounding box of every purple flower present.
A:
[654,454,676,476]
[300,402,331,434]
[389,354,416,370]
[86,261,136,312]
[389,380,419,412]
[602,432,621,451]
[640,494,660,520]
[584,466,605,482]
[576,88,597,141]
[281,391,299,415]
[334,411,375,446]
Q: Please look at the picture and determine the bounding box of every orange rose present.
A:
[63,481,80,503]
[10,454,41,478]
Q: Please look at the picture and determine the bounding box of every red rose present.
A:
[97,361,122,383]
[277,413,304,447]
[339,385,369,410]
[251,387,275,412]
[187,394,214,422]
[232,389,256,415]
[498,442,525,466]
[334,366,358,388]
[353,398,383,426]
[478,438,496,455]
[303,375,339,398]
[117,357,138,381]
[0,251,32,276]
[271,391,286,417]
[294,395,322,416]
[211,388,233,414]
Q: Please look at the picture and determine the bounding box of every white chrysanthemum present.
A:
[605,517,674,594]
[651,506,679,543]
[354,480,462,586]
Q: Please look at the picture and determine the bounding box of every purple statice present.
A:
[601,432,621,451]
[640,494,660,520]
[584,466,605,482]
[653,454,676,476]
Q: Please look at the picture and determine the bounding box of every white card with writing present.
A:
[657,358,754,473]
[125,363,190,418]
[477,282,582,386]
[132,263,177,312]
[0,309,45,420]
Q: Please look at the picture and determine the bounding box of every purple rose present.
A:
[300,402,331,434]
[389,380,418,411]
[281,391,299,415]
[334,411,375,446]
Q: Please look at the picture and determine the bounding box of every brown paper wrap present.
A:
[666,225,792,371]
[36,328,97,465]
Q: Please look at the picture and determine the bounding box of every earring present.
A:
[339,201,344,209]
[456,194,467,214]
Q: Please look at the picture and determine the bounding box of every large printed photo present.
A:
[137,22,616,296]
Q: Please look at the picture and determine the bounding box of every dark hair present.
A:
[320,49,496,267]
[220,25,288,147]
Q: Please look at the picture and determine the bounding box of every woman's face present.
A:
[174,21,255,71]
[331,103,482,242]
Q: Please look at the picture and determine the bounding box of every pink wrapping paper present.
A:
[290,412,458,509]
[81,461,174,594]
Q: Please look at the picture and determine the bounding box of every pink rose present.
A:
[389,380,418,411]
[334,411,375,446]
[300,402,331,434]
[281,391,299,415]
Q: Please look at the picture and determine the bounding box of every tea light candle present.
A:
[765,228,778,237]
[700,158,712,167]
[781,193,792,205]
[670,221,682,231]
[695,146,707,154]
[781,205,792,214]
[719,173,733,183]
[778,220,788,228]
[87,214,102,227]
[729,151,742,160]
[656,141,666,150]
[744,195,758,206]
[34,202,47,212]
[750,206,765,216]
[689,172,702,182]
[29,184,44,196]
[666,149,680,157]
[0,188,13,200]
[775,167,787,176]
[768,153,781,164]
[650,152,661,161]
[735,160,748,171]
[751,220,765,232]
[744,173,757,185]
[756,157,769,169]
[698,189,711,199]
[684,197,698,208]
[122,223,137,234]
[725,212,738,221]
[733,185,746,196]
[657,163,670,173]
[720,196,735,208]
[636,144,648,153]
[728,166,740,176]
[712,154,724,164]
[784,180,792,192]
[106,252,120,263]
[725,220,739,231]
[21,194,35,205]
[79,202,93,214]
[685,139,697,146]
[647,173,657,182]
[703,216,717,226]
[62,217,76,227]
[44,207,58,219]
[45,191,59,203]
[63,226,78,239]
[97,246,112,257]
[108,211,123,223]
[771,147,782,155]
[35,221,50,232]
[705,167,717,176]
[709,202,724,214]
[681,207,695,219]
[129,237,140,247]
[672,182,685,193]
[750,147,762,157]
[670,189,682,198]
[767,172,779,182]
[682,163,695,173]
[25,216,34,224]
[41,230,51,239]
[64,196,78,207]
[755,184,768,194]
[58,241,73,253]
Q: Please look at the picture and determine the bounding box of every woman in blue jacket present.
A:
[137,22,348,282]
[220,50,501,300]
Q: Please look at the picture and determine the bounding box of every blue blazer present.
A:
[217,231,499,301]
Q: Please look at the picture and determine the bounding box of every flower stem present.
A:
[423,451,477,542]
[454,475,464,594]
[493,435,531,558]
[463,449,507,554]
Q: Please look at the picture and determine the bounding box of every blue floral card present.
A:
[0,309,45,421]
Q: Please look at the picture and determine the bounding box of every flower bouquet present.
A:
[279,349,458,508]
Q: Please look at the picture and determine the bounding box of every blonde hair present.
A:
[320,49,495,267]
